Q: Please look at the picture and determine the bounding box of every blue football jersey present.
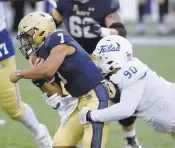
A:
[38,30,103,97]
[0,29,15,61]
[56,0,120,54]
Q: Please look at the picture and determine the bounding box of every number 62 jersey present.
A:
[55,0,120,53]
[108,58,175,133]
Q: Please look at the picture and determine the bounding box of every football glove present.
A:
[43,93,60,110]
[87,23,111,37]
[79,107,92,124]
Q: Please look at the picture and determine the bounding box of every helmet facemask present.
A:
[17,28,43,59]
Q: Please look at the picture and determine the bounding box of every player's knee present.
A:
[119,116,137,127]
[4,103,25,121]
[6,109,24,121]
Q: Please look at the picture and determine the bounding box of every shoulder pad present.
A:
[110,58,148,88]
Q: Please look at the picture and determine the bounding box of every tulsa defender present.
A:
[0,2,52,148]
[10,12,109,148]
[51,0,142,147]
[79,35,175,140]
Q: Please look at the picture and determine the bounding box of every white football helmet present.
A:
[93,35,133,74]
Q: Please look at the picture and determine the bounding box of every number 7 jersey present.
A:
[37,30,103,97]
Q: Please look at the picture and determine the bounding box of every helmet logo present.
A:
[99,43,120,53]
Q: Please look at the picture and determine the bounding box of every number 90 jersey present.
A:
[55,0,120,54]
[38,30,103,97]
[110,58,149,89]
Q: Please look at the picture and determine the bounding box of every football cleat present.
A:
[125,136,143,148]
[35,124,53,148]
[136,23,145,35]
[157,23,168,35]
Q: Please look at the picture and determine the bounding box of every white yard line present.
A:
[128,36,175,46]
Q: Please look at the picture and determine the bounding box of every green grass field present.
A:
[0,44,175,148]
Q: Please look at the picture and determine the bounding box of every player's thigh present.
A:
[78,84,109,148]
[53,108,84,147]
[0,57,24,120]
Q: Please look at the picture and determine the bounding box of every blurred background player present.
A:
[136,0,168,35]
[51,0,142,147]
[0,2,52,148]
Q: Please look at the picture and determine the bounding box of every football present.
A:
[29,56,39,65]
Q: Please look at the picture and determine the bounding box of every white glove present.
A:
[43,93,61,109]
[79,107,91,124]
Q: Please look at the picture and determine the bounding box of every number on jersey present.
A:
[69,16,98,38]
[57,33,65,43]
[0,43,9,58]
[123,66,137,79]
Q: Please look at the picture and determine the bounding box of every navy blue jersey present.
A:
[38,30,103,97]
[56,0,120,54]
[0,29,15,61]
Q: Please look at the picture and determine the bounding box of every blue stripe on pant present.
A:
[91,84,109,148]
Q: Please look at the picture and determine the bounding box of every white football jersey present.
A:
[110,58,175,133]
[0,2,6,31]
[91,57,175,133]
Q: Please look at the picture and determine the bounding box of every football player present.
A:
[51,0,142,147]
[10,12,109,148]
[137,0,168,35]
[0,2,52,148]
[79,35,175,141]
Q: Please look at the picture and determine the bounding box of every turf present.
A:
[0,45,174,148]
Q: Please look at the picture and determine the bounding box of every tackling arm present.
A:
[90,78,145,122]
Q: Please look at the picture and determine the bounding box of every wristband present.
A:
[17,70,21,79]
[101,27,111,37]
[32,79,45,87]
[86,110,92,122]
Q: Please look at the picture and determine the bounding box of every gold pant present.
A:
[0,56,24,120]
[53,90,109,148]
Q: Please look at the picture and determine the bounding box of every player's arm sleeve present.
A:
[55,0,65,16]
[46,31,77,52]
[90,78,145,122]
[51,8,63,28]
[104,1,127,37]
[107,0,120,13]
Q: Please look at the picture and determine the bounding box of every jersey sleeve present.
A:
[45,30,77,52]
[107,0,120,14]
[55,0,66,15]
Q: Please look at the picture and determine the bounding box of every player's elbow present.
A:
[124,107,135,118]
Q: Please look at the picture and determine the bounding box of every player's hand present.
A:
[10,71,20,83]
[87,23,102,36]
[79,107,92,124]
[43,93,61,109]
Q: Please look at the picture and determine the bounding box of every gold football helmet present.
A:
[17,12,56,59]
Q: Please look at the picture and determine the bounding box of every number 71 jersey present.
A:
[0,29,15,61]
